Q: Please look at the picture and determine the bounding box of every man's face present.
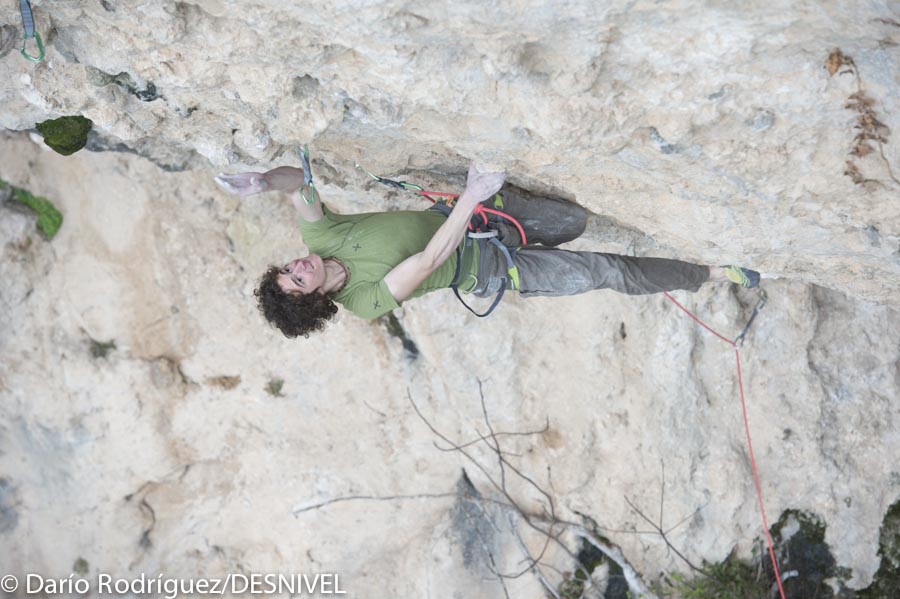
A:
[277,255,326,295]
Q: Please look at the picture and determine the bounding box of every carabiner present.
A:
[355,163,423,192]
[20,31,44,62]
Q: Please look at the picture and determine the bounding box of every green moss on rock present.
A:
[659,503,900,598]
[89,339,116,359]
[72,557,89,576]
[859,499,900,598]
[1,178,63,239]
[769,509,837,598]
[663,509,843,599]
[666,552,764,599]
[265,378,285,397]
[35,115,93,156]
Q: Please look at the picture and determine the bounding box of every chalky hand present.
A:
[214,172,271,196]
[461,160,505,204]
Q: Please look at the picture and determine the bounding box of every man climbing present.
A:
[215,156,760,338]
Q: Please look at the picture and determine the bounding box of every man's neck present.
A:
[321,258,348,294]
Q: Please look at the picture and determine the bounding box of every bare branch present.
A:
[291,493,455,516]
[659,459,665,531]
[449,419,550,451]
[408,390,557,579]
[665,499,710,537]
[506,511,561,599]
[477,379,508,495]
[409,387,657,598]
[624,495,706,575]
[295,388,663,599]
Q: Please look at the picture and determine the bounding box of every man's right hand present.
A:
[458,161,506,205]
[214,172,271,196]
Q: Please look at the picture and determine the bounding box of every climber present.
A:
[215,160,761,338]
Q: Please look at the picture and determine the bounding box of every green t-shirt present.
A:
[299,206,477,319]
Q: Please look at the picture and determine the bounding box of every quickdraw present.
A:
[297,145,315,205]
[19,0,44,63]
[734,288,767,347]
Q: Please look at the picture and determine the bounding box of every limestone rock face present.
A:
[1,1,899,597]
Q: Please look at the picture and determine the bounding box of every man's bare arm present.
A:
[215,164,323,222]
[384,162,505,302]
[291,182,324,222]
[256,166,325,222]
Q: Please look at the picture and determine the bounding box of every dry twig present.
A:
[291,384,661,598]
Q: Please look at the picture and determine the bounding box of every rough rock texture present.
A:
[1,1,900,597]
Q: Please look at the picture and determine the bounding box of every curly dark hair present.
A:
[254,265,338,338]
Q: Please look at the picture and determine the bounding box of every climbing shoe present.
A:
[723,266,761,288]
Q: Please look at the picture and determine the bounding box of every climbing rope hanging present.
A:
[663,290,786,599]
[19,0,44,63]
[356,157,783,590]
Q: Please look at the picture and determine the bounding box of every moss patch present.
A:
[35,115,93,156]
[666,552,765,599]
[72,557,89,576]
[265,378,285,397]
[0,177,63,240]
[859,499,900,598]
[770,509,837,598]
[89,339,116,359]
[663,509,845,599]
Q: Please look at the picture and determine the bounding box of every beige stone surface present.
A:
[1,1,900,597]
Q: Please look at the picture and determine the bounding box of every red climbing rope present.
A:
[663,292,787,599]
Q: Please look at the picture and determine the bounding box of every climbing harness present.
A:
[356,164,527,317]
[297,145,315,205]
[19,0,44,63]
[663,290,785,599]
[428,201,517,317]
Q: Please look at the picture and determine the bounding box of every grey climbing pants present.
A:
[471,189,710,298]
